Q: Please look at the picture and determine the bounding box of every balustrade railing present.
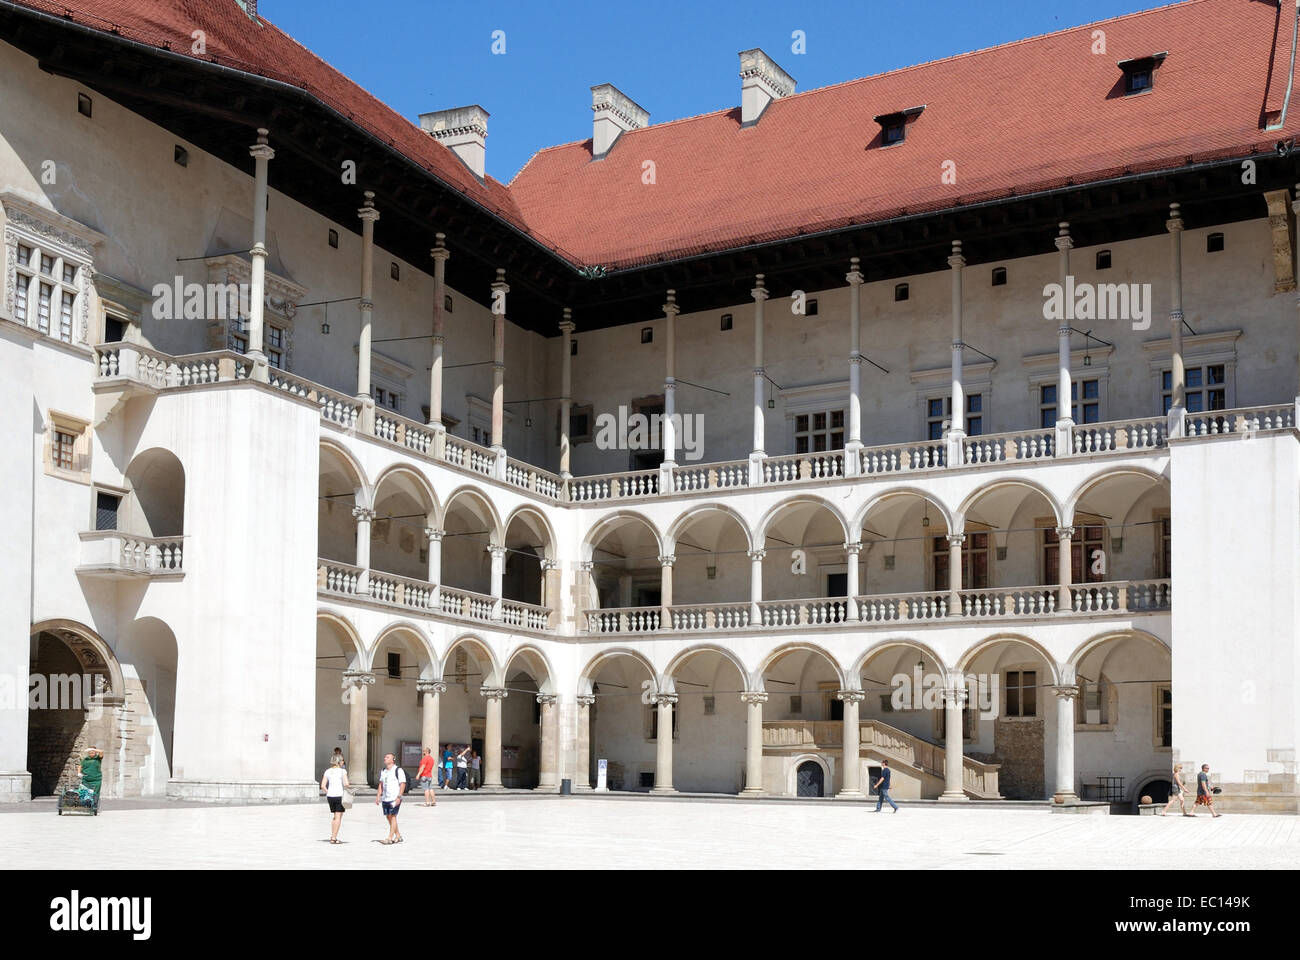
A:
[79,532,185,574]
[959,587,1058,617]
[501,599,552,630]
[1073,417,1165,453]
[859,441,947,475]
[758,598,852,626]
[505,459,564,500]
[855,591,949,622]
[762,451,845,485]
[436,586,497,622]
[668,603,751,631]
[964,429,1054,464]
[1184,404,1296,437]
[584,607,662,633]
[569,470,659,503]
[670,459,750,493]
[319,560,364,596]
[444,436,496,477]
[368,571,438,611]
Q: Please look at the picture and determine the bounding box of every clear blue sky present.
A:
[266,0,1174,183]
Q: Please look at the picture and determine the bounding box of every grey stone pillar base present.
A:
[166,779,319,803]
[0,772,32,803]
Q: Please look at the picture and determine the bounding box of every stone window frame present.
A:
[930,690,980,742]
[203,253,305,370]
[1022,345,1112,428]
[1152,683,1173,750]
[778,380,850,453]
[1001,665,1041,720]
[1152,506,1171,579]
[644,701,679,741]
[89,482,129,532]
[44,409,92,484]
[2,192,103,345]
[1074,673,1119,731]
[1142,329,1239,416]
[910,361,994,439]
[1035,513,1107,585]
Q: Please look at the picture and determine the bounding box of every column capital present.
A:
[654,693,679,706]
[352,506,376,523]
[559,306,575,335]
[747,548,766,562]
[751,274,769,302]
[740,691,769,705]
[1166,202,1184,233]
[357,190,380,223]
[1055,525,1076,541]
[540,558,559,572]
[845,256,864,286]
[576,694,597,707]
[490,266,510,296]
[941,684,968,706]
[479,686,509,701]
[662,288,680,317]
[430,232,450,263]
[578,560,595,573]
[1052,684,1080,701]
[844,541,863,556]
[946,533,966,549]
[658,554,676,567]
[535,693,558,705]
[424,527,444,542]
[249,143,275,162]
[1054,221,1073,251]
[358,298,374,311]
[342,670,376,687]
[948,239,966,269]
[836,689,866,703]
[487,544,507,560]
[417,679,448,695]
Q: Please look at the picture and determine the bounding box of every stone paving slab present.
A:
[4,797,1296,869]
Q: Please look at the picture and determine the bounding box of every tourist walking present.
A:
[470,750,481,790]
[332,746,346,769]
[872,760,899,813]
[76,746,103,799]
[376,753,406,843]
[442,745,454,789]
[1194,763,1222,818]
[321,755,351,843]
[417,747,437,806]
[455,745,470,790]
[1159,763,1192,817]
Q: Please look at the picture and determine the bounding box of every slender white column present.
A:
[424,527,443,607]
[940,677,968,800]
[573,694,595,791]
[343,671,375,788]
[846,257,864,472]
[741,691,768,795]
[1055,222,1074,454]
[490,268,509,464]
[947,533,964,615]
[844,542,861,621]
[1056,525,1075,611]
[659,554,675,629]
[947,240,967,465]
[352,506,375,594]
[1167,203,1186,437]
[1053,677,1079,801]
[559,309,575,479]
[536,694,558,790]
[662,289,679,470]
[748,548,765,624]
[836,690,865,797]
[356,191,379,432]
[750,275,768,471]
[428,234,450,445]
[418,680,446,758]
[246,128,274,382]
[488,544,505,620]
[480,687,507,790]
[652,693,678,793]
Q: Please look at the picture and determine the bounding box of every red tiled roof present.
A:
[6,0,1298,272]
[510,0,1300,269]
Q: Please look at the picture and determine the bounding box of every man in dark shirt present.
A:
[873,760,899,812]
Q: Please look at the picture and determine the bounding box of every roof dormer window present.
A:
[872,105,925,147]
[1118,52,1167,95]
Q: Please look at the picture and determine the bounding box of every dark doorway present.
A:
[827,572,848,596]
[796,761,824,797]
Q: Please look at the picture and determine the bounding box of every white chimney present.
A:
[591,83,649,160]
[739,48,795,125]
[419,105,489,179]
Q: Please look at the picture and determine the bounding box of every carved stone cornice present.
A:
[424,527,444,543]
[658,554,676,567]
[740,691,769,705]
[946,534,966,549]
[1055,526,1076,541]
[747,549,766,562]
[342,671,376,687]
[479,686,508,701]
[1053,684,1080,701]
[535,694,558,705]
[836,689,866,703]
[576,694,596,707]
[653,693,679,706]
[417,680,448,696]
[352,506,376,523]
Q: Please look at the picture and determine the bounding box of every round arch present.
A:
[851,637,951,681]
[320,439,370,506]
[442,486,505,545]
[754,495,850,546]
[442,633,502,688]
[577,646,658,695]
[956,632,1061,684]
[664,503,756,555]
[372,463,440,520]
[29,618,125,696]
[957,476,1064,529]
[787,753,832,797]
[582,510,665,562]
[504,505,559,562]
[663,643,752,692]
[316,610,368,671]
[853,488,956,539]
[503,643,557,695]
[756,641,848,690]
[124,447,186,537]
[1067,627,1170,672]
[370,621,439,678]
[1063,465,1169,522]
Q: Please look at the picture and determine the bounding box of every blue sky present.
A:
[266,0,1175,182]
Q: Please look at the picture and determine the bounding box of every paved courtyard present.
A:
[4,795,1297,869]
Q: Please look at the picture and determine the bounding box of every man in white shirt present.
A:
[375,753,406,844]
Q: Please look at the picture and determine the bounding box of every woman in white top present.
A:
[321,755,351,843]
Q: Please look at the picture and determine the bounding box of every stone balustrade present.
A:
[670,459,750,492]
[856,591,949,621]
[78,531,185,577]
[444,435,496,478]
[668,603,752,630]
[1073,416,1166,453]
[569,470,659,503]
[859,440,947,475]
[963,428,1055,464]
[959,587,1059,617]
[584,607,662,633]
[1184,404,1296,437]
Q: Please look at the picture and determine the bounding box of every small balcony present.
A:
[77,532,185,580]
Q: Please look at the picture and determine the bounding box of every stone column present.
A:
[844,541,861,621]
[559,309,575,479]
[947,533,964,615]
[418,679,446,758]
[490,268,509,475]
[536,694,558,790]
[246,128,274,382]
[748,548,765,625]
[355,191,379,433]
[1056,525,1075,611]
[1167,203,1186,438]
[741,691,768,795]
[574,694,595,791]
[1054,222,1074,455]
[428,233,450,454]
[424,527,443,607]
[481,686,507,791]
[836,690,865,797]
[343,671,375,788]
[846,257,864,472]
[652,693,678,793]
[540,559,562,629]
[488,544,506,620]
[1053,678,1079,801]
[940,678,968,800]
[750,274,768,482]
[662,290,679,474]
[352,506,375,595]
[947,240,967,465]
[659,553,675,629]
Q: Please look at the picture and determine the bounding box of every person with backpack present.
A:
[376,753,407,843]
